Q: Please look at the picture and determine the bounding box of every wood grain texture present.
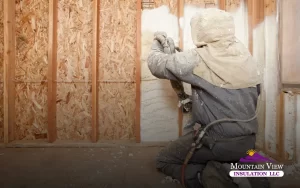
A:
[3,0,16,143]
[14,0,49,141]
[135,0,141,142]
[98,0,136,140]
[47,0,58,142]
[56,0,93,140]
[92,0,99,142]
[0,0,4,142]
[177,0,184,137]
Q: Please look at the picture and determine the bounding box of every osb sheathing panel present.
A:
[98,0,136,81]
[15,84,48,139]
[226,0,240,11]
[0,0,4,142]
[98,83,135,140]
[14,0,49,140]
[155,0,177,14]
[98,0,136,140]
[56,83,92,140]
[265,0,276,16]
[185,0,217,7]
[56,0,93,140]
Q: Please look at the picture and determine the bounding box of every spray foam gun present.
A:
[154,32,192,113]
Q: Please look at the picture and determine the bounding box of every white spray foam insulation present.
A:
[141,80,179,141]
[253,22,266,149]
[180,5,204,50]
[296,95,300,163]
[228,0,249,47]
[284,93,297,160]
[264,14,279,153]
[140,6,179,142]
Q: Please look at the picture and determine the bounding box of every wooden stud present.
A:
[91,0,100,143]
[218,0,226,10]
[47,0,58,143]
[178,0,184,137]
[3,0,16,144]
[135,0,142,143]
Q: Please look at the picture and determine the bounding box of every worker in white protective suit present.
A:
[147,8,270,188]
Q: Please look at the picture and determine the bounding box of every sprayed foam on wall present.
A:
[296,96,300,163]
[227,0,248,47]
[141,6,179,141]
[284,94,297,160]
[252,22,266,149]
[264,14,279,153]
[180,5,204,51]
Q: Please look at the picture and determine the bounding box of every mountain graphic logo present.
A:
[239,149,273,163]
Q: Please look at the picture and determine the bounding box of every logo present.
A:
[229,149,284,178]
[239,149,273,163]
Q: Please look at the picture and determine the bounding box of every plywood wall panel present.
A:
[56,83,92,140]
[98,83,135,140]
[98,0,136,140]
[15,83,48,140]
[98,0,136,81]
[155,0,178,14]
[56,0,93,140]
[185,0,217,7]
[14,0,49,140]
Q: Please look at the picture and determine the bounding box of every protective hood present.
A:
[191,8,261,89]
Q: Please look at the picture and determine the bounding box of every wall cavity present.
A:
[263,13,279,153]
[252,22,266,149]
[141,6,179,141]
[227,0,248,47]
[296,96,300,163]
[284,94,297,160]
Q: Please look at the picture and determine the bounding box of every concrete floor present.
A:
[0,147,299,188]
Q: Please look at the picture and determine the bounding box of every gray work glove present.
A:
[154,32,176,55]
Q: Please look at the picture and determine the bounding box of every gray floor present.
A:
[0,147,299,188]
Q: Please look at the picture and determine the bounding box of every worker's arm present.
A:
[147,39,201,83]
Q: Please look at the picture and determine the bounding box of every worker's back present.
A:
[188,73,259,139]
